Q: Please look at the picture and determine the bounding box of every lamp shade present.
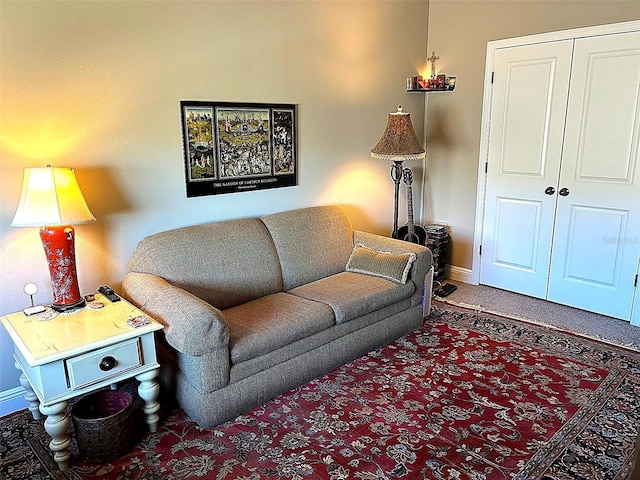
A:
[11,166,95,227]
[371,105,425,161]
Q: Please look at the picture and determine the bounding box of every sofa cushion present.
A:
[229,299,415,384]
[346,243,416,284]
[225,292,335,364]
[128,218,283,309]
[289,271,415,324]
[261,206,354,291]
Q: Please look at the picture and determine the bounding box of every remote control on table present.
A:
[98,285,121,302]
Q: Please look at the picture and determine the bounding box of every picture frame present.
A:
[180,101,297,197]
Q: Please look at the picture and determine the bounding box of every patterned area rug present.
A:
[1,303,638,479]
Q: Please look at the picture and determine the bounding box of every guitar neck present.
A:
[407,185,415,234]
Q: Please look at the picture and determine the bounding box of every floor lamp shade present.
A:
[370,106,425,161]
[12,167,95,311]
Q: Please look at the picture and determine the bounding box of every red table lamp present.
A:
[11,166,95,311]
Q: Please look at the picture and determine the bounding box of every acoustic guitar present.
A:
[396,168,427,245]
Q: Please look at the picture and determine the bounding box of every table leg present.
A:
[39,401,71,472]
[15,359,40,420]
[136,368,160,433]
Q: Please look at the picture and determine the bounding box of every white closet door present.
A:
[548,31,640,319]
[480,41,573,298]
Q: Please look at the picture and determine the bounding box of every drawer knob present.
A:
[99,356,117,371]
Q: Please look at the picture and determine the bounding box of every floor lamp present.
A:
[371,106,425,238]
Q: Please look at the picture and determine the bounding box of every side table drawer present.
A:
[66,338,142,390]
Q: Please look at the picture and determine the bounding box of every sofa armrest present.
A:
[353,231,433,308]
[122,272,230,357]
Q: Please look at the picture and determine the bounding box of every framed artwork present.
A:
[180,101,297,197]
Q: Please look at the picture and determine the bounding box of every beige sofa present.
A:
[122,205,433,428]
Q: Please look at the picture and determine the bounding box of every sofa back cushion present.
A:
[260,206,354,291]
[128,218,283,309]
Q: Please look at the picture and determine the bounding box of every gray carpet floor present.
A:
[436,280,640,351]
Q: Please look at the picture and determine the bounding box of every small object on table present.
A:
[97,285,121,302]
[22,282,46,316]
[127,315,151,328]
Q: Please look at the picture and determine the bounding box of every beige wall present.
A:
[425,0,640,274]
[0,1,428,397]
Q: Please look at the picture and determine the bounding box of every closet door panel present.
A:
[559,205,628,284]
[480,41,573,298]
[548,31,640,319]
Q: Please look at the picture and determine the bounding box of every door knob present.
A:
[545,186,556,195]
[559,188,570,196]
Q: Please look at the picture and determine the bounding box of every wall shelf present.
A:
[406,74,456,92]
[407,87,455,93]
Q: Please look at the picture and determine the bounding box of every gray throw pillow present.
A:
[346,243,416,284]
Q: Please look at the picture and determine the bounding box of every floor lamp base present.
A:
[390,160,404,239]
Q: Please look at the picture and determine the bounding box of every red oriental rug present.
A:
[1,303,638,479]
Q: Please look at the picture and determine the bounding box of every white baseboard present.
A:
[446,265,474,284]
[0,386,27,417]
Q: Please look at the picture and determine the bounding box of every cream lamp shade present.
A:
[12,166,96,227]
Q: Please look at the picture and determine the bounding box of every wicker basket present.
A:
[71,390,135,463]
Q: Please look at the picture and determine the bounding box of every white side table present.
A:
[1,293,163,472]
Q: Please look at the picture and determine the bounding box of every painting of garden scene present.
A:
[181,101,297,197]
[217,108,271,179]
[184,106,216,181]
